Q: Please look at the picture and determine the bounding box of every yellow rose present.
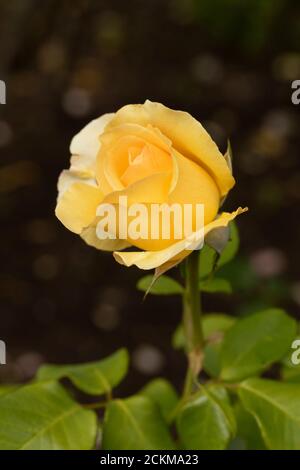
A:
[55,100,246,271]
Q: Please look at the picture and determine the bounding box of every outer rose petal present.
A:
[56,114,114,235]
[55,181,104,234]
[107,100,234,197]
[69,113,114,178]
[80,225,130,252]
[57,169,96,198]
[113,207,247,270]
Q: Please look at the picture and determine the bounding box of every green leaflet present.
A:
[239,378,300,450]
[102,396,175,450]
[221,309,297,382]
[177,385,236,450]
[137,275,183,295]
[0,381,97,450]
[200,221,239,278]
[139,378,179,421]
[37,348,129,396]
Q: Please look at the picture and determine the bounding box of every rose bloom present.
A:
[56,100,246,271]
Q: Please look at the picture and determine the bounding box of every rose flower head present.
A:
[56,100,247,270]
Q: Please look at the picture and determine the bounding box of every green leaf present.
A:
[172,313,235,352]
[37,348,129,396]
[202,314,236,377]
[177,385,236,450]
[233,401,266,450]
[138,274,232,295]
[102,396,175,450]
[199,245,216,278]
[220,309,297,382]
[137,275,183,295]
[139,378,179,421]
[203,343,224,378]
[202,313,236,338]
[218,257,258,292]
[0,385,17,397]
[200,278,232,294]
[218,221,239,266]
[172,325,184,350]
[239,378,300,450]
[282,366,300,383]
[200,222,239,278]
[0,381,97,450]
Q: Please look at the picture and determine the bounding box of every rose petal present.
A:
[100,123,171,152]
[113,207,248,270]
[96,123,172,194]
[80,172,173,252]
[57,169,96,199]
[55,181,104,234]
[57,114,114,203]
[69,113,114,179]
[80,225,130,251]
[103,171,172,205]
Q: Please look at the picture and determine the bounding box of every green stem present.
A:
[182,366,194,400]
[182,250,204,398]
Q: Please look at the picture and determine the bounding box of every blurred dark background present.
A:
[0,0,300,395]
